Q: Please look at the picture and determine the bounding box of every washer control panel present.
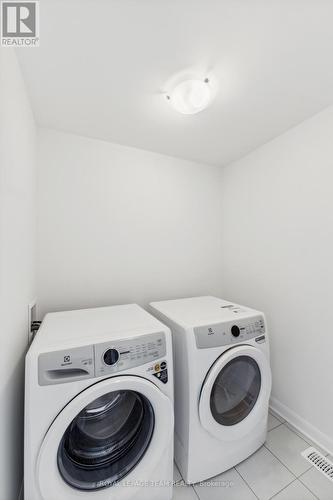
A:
[95,331,166,377]
[38,332,166,385]
[194,315,265,349]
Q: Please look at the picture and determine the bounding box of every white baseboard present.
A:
[270,396,333,456]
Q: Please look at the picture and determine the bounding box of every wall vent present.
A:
[301,447,333,482]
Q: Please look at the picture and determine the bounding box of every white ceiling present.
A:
[18,0,333,166]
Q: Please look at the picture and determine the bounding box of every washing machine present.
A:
[150,296,272,484]
[24,304,174,500]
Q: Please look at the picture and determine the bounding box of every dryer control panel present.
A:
[194,315,265,349]
[38,331,166,385]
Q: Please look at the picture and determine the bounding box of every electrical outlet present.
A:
[28,300,37,344]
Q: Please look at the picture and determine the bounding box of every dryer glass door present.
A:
[210,355,261,426]
[57,389,154,490]
[199,345,271,440]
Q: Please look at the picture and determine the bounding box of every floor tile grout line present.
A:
[297,466,314,480]
[266,441,313,476]
[296,455,324,500]
[262,443,299,478]
[175,416,326,500]
[268,409,286,424]
[284,422,316,446]
[268,420,327,480]
[265,422,315,475]
[272,411,331,458]
[268,421,283,432]
[180,459,318,500]
[173,467,200,499]
[284,422,330,457]
[191,483,201,500]
[268,477,298,499]
[234,465,260,499]
[264,416,323,498]
[298,474,321,500]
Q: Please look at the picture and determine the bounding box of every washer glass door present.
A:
[210,355,261,426]
[57,390,154,490]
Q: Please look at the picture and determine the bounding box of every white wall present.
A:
[219,106,333,453]
[37,129,223,316]
[0,49,36,500]
[36,108,333,456]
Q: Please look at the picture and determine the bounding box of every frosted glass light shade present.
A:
[167,79,212,115]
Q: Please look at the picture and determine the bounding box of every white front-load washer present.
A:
[24,304,174,500]
[150,296,272,484]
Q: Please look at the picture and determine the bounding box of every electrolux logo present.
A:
[1,0,39,46]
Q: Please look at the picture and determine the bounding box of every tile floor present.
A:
[172,409,333,500]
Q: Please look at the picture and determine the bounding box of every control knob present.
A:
[231,325,240,337]
[103,348,119,366]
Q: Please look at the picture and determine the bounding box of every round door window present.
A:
[57,390,154,491]
[210,356,261,426]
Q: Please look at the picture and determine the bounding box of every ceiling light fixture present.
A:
[166,78,212,115]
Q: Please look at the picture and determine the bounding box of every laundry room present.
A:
[1,1,333,500]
